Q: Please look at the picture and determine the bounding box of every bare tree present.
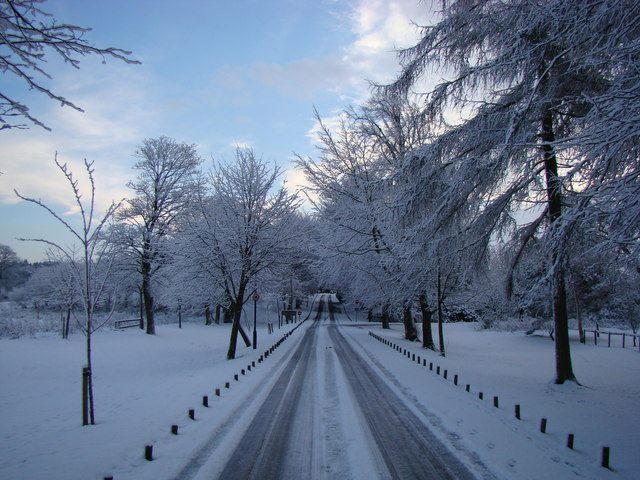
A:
[0,0,139,131]
[179,148,300,359]
[15,155,121,425]
[298,95,432,338]
[118,136,202,335]
[297,108,396,328]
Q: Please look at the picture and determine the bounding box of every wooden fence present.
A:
[582,329,640,351]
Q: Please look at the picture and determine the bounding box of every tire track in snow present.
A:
[173,298,321,480]
[215,295,377,480]
[216,298,325,479]
[214,295,477,479]
[327,305,477,480]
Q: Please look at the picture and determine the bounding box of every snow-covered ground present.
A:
[0,301,308,480]
[343,319,639,479]
[1,303,638,479]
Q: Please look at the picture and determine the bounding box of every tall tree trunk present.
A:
[138,287,144,330]
[178,303,182,329]
[402,305,418,341]
[85,330,95,425]
[381,303,390,329]
[205,304,212,325]
[419,293,435,350]
[64,307,71,339]
[83,243,96,425]
[437,270,445,357]
[142,257,155,335]
[215,304,221,324]
[541,108,576,384]
[227,283,247,359]
[573,288,584,343]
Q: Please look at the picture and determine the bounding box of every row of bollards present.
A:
[107,320,310,479]
[367,331,613,471]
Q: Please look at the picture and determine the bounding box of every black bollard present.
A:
[601,446,610,469]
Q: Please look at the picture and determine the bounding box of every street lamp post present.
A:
[252,291,259,349]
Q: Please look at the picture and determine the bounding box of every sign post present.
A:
[252,291,259,349]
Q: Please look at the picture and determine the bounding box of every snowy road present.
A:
[210,294,476,480]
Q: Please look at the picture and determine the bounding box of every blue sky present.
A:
[0,0,431,261]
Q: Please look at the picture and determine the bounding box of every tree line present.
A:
[7,141,309,424]
[298,0,640,385]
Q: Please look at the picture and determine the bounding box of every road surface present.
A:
[186,294,478,480]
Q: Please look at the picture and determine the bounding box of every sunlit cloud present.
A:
[0,61,161,217]
[284,164,317,211]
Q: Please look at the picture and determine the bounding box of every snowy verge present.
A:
[0,317,311,480]
[336,318,637,480]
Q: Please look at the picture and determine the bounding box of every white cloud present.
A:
[284,163,317,211]
[304,108,348,145]
[230,140,253,150]
[0,62,156,217]
[344,0,433,83]
[211,1,432,108]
